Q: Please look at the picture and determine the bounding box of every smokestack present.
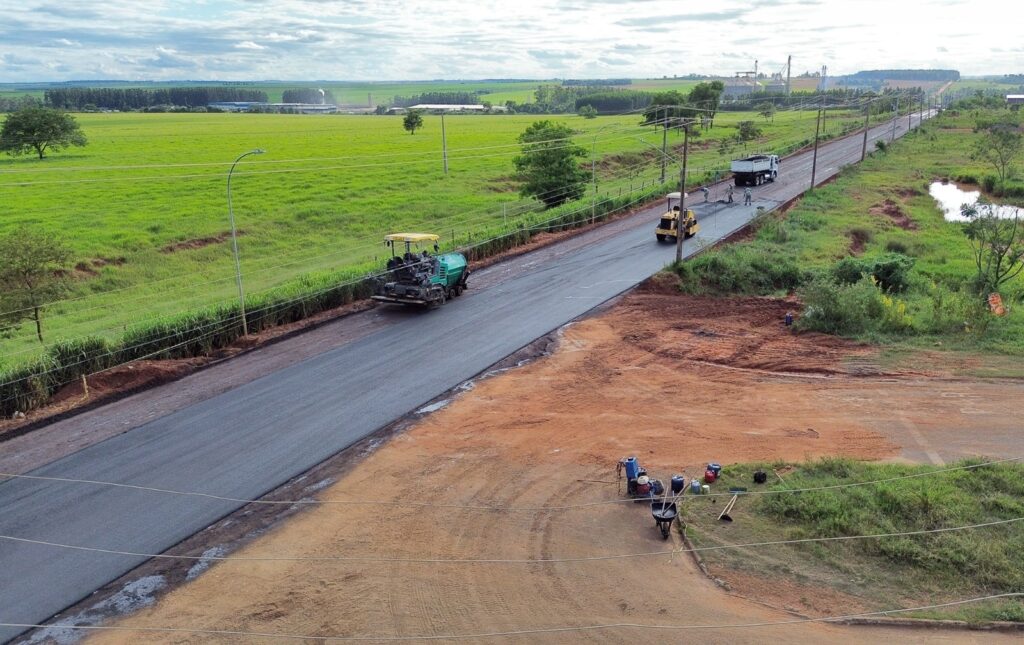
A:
[786,55,792,95]
[318,88,325,105]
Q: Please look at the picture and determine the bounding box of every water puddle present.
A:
[929,181,1022,222]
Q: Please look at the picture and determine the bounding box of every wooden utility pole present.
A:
[674,124,690,264]
[591,136,597,224]
[786,54,792,95]
[441,113,449,174]
[891,97,899,143]
[660,107,668,184]
[861,99,871,162]
[810,99,823,189]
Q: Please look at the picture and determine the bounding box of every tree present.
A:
[961,202,1024,296]
[0,228,72,343]
[0,107,87,159]
[577,104,598,119]
[757,101,776,123]
[737,121,763,142]
[642,91,690,129]
[513,121,589,209]
[403,110,424,135]
[687,81,724,128]
[972,120,1022,183]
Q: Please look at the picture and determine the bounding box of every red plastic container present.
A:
[704,469,717,483]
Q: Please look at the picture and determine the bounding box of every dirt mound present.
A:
[161,232,243,253]
[869,199,917,230]
[623,283,873,376]
[50,359,205,406]
[91,257,127,268]
[848,228,870,255]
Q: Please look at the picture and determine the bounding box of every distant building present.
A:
[1008,95,1024,105]
[723,79,762,97]
[765,82,788,94]
[208,102,338,114]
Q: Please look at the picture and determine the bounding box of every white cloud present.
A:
[0,0,1021,81]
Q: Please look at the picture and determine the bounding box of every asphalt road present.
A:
[0,112,930,642]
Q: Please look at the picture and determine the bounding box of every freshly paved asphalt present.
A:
[0,112,930,642]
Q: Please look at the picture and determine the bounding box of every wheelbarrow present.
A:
[651,500,678,539]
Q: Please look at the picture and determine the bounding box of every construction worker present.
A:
[701,186,710,202]
[744,187,752,205]
[726,184,734,203]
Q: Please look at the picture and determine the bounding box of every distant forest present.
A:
[841,69,961,82]
[44,87,269,110]
[281,88,337,104]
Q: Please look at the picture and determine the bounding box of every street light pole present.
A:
[227,148,265,336]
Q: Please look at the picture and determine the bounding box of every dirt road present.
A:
[83,283,1024,644]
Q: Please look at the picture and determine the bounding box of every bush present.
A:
[870,253,915,292]
[674,246,803,296]
[885,239,909,254]
[874,139,887,153]
[832,257,870,285]
[796,275,883,335]
[982,174,998,193]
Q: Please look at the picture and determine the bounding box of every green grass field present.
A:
[683,459,1024,623]
[0,106,862,367]
[674,108,1024,358]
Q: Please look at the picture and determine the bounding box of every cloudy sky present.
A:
[2,0,1021,82]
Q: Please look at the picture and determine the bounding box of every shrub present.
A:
[885,239,909,254]
[675,246,803,296]
[796,275,883,335]
[832,257,870,285]
[875,139,887,153]
[982,174,997,193]
[870,253,915,292]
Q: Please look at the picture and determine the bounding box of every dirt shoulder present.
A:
[79,282,1024,644]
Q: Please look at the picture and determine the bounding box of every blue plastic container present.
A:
[671,475,686,494]
[690,479,702,494]
[708,463,722,476]
[623,457,639,481]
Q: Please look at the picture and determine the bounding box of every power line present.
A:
[2,457,1017,512]
[1,517,1020,564]
[4,594,1019,641]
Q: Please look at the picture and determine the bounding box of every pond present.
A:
[929,181,1023,222]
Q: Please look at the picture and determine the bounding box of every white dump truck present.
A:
[731,154,779,186]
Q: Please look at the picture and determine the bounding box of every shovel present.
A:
[718,494,739,522]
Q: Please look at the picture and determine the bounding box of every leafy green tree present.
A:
[513,121,589,208]
[687,81,725,128]
[961,202,1024,296]
[0,107,87,159]
[577,104,598,119]
[402,110,424,135]
[736,121,763,142]
[642,91,690,128]
[757,101,776,123]
[972,119,1022,183]
[0,228,72,342]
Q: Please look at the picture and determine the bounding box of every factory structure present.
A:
[722,56,793,97]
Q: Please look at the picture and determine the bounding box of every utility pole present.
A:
[660,107,668,184]
[441,113,449,174]
[674,124,690,264]
[891,96,899,143]
[810,99,822,189]
[591,136,597,224]
[907,97,912,131]
[861,99,871,162]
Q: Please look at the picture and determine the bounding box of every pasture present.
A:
[0,107,863,364]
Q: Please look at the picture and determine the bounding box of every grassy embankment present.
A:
[682,459,1024,622]
[674,108,1024,361]
[0,108,862,366]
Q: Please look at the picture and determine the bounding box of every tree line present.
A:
[44,87,269,111]
[281,88,337,104]
[391,91,485,108]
